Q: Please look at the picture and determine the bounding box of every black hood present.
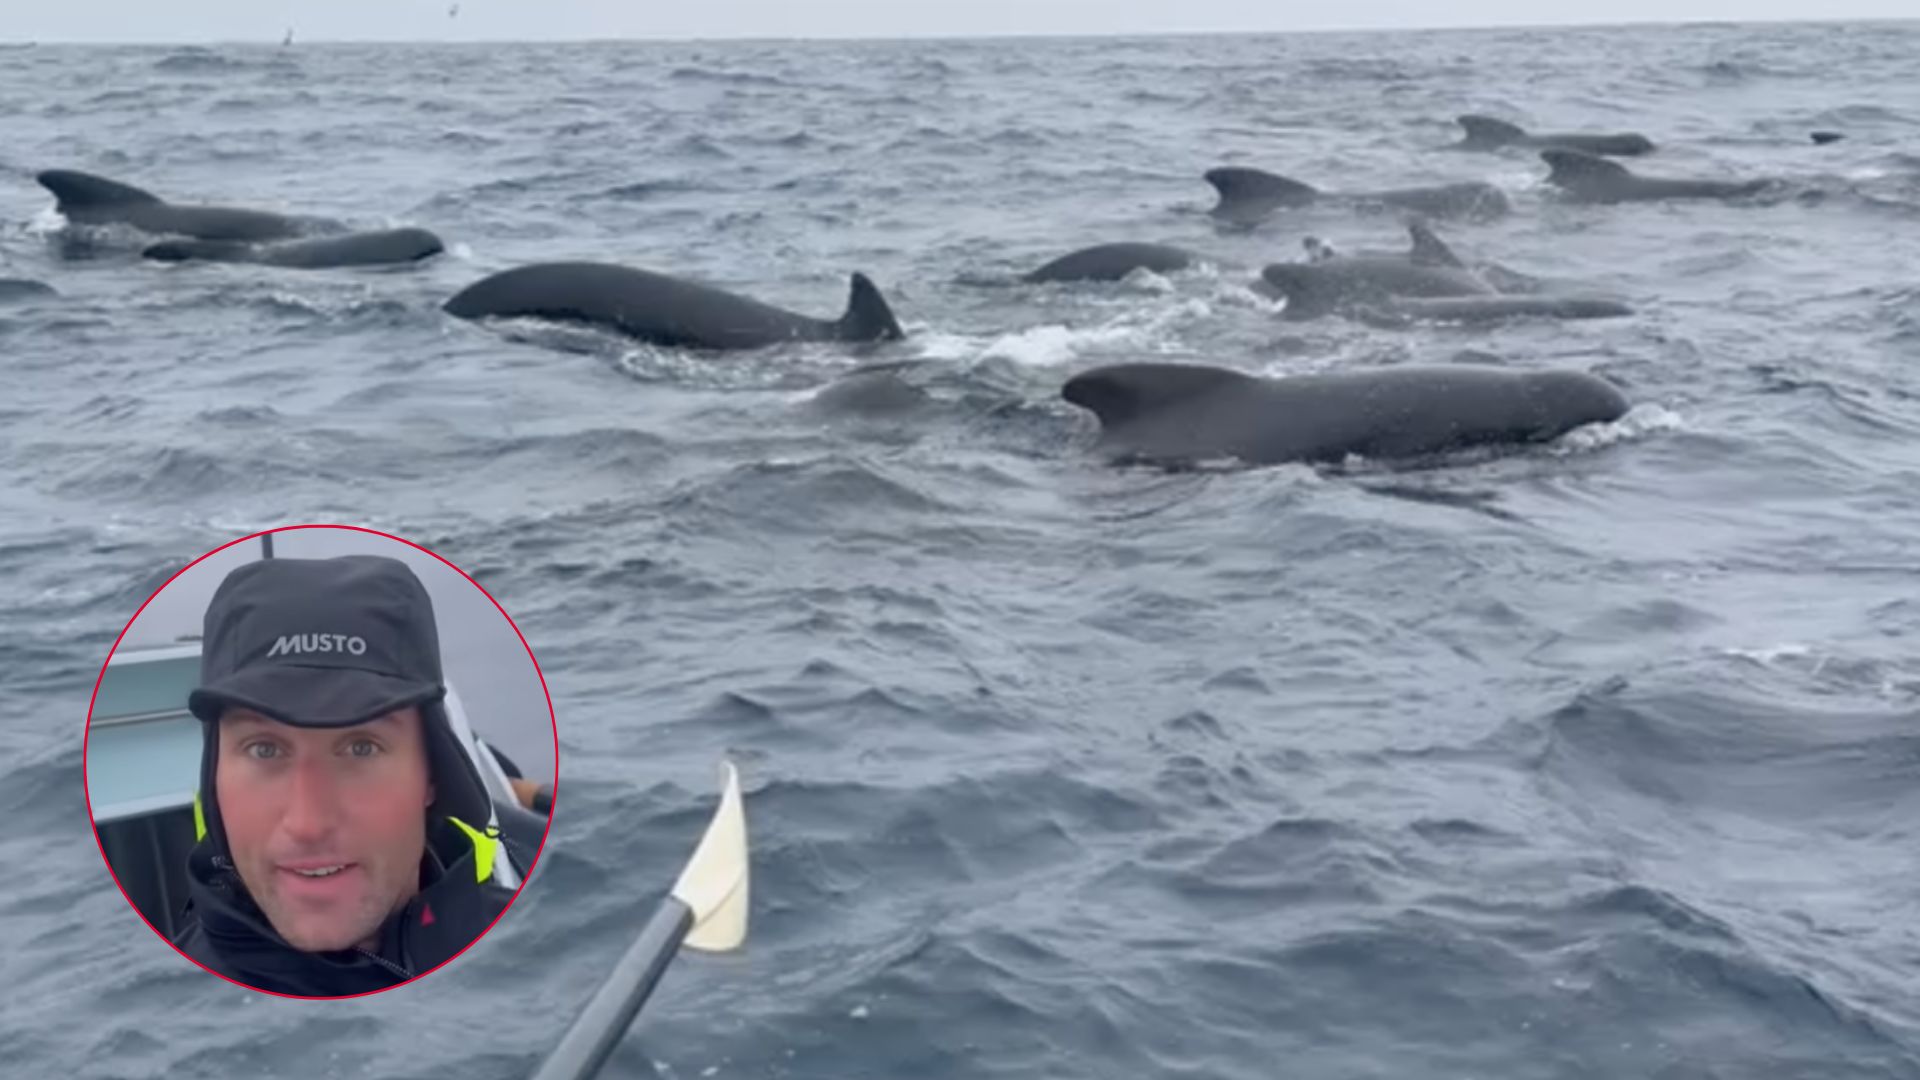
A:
[185,699,508,996]
[174,819,511,996]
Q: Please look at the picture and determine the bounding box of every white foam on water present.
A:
[1553,403,1688,454]
[914,297,1218,368]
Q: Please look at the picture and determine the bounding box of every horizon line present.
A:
[3,13,1914,48]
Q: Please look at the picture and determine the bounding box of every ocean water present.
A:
[1,20,1918,1079]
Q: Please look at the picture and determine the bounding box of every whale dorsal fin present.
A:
[1405,219,1464,268]
[1541,149,1631,186]
[1204,167,1318,207]
[36,169,163,208]
[836,272,905,342]
[1062,363,1257,429]
[1457,114,1527,148]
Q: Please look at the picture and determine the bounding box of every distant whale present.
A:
[443,262,905,351]
[1303,218,1467,268]
[143,228,445,268]
[1452,115,1654,157]
[803,364,937,421]
[1540,149,1771,204]
[35,169,339,241]
[1355,295,1634,326]
[1024,242,1200,283]
[0,278,58,303]
[1205,166,1511,225]
[1062,362,1629,467]
[1256,222,1495,320]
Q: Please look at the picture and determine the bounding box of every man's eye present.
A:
[347,739,382,758]
[244,742,281,761]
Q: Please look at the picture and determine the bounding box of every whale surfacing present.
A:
[143,228,444,268]
[1024,243,1199,283]
[1357,295,1634,326]
[1540,149,1770,203]
[1454,115,1654,157]
[1257,221,1495,320]
[1062,362,1628,467]
[1205,166,1510,224]
[0,278,58,302]
[443,262,906,351]
[36,168,337,241]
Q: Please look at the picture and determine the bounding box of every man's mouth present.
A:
[278,860,359,880]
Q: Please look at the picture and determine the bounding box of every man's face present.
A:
[215,707,434,953]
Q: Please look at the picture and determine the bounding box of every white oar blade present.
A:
[671,759,749,952]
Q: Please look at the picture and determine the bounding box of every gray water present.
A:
[2,21,1918,1080]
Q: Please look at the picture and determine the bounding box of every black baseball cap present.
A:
[188,555,447,728]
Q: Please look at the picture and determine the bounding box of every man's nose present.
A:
[278,754,342,844]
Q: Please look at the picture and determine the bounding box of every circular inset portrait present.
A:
[84,525,556,998]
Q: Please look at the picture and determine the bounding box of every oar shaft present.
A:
[528,897,696,1080]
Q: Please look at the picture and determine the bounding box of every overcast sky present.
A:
[3,1,1911,44]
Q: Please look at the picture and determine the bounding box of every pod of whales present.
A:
[1540,149,1771,203]
[1062,362,1629,467]
[143,228,445,268]
[1453,114,1654,157]
[16,105,1808,478]
[1205,166,1511,224]
[1024,242,1199,283]
[443,262,905,351]
[36,169,338,241]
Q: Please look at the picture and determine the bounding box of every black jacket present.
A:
[171,823,514,997]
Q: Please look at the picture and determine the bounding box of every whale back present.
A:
[1541,149,1633,190]
[0,278,59,302]
[144,228,444,268]
[1065,363,1628,466]
[1204,167,1319,207]
[1063,363,1257,430]
[1024,243,1196,283]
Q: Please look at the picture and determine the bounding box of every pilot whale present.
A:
[36,169,338,241]
[143,228,444,268]
[1062,362,1629,467]
[443,262,906,351]
[1452,115,1654,157]
[1205,166,1511,225]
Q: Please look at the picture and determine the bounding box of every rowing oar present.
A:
[529,761,750,1080]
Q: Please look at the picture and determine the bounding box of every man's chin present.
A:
[259,892,386,952]
[273,916,382,953]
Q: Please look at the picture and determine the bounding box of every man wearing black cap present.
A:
[172,554,519,996]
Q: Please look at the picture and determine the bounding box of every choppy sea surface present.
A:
[1,20,1917,1080]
